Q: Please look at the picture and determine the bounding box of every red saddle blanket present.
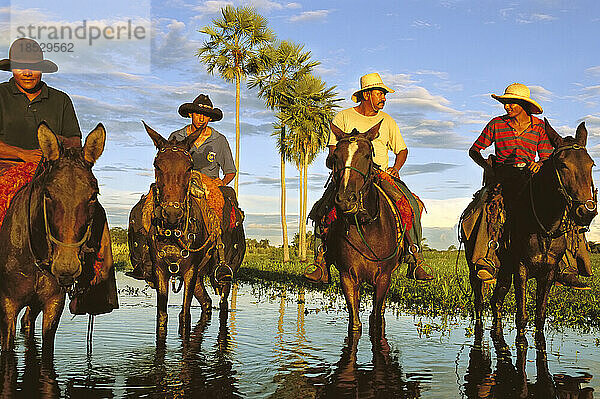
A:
[0,162,37,231]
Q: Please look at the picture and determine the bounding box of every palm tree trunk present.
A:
[301,150,308,261]
[234,73,241,194]
[280,153,289,262]
[298,164,304,259]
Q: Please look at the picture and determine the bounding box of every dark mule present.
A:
[327,122,407,331]
[491,120,596,347]
[0,123,106,356]
[137,123,244,338]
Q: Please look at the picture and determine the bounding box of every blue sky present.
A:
[1,0,599,249]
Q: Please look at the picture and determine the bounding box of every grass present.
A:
[111,231,600,330]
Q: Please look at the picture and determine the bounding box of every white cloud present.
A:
[517,13,557,24]
[421,197,471,228]
[193,1,234,15]
[529,85,553,102]
[388,86,459,114]
[585,66,600,76]
[289,10,331,23]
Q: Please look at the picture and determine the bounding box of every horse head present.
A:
[544,118,597,226]
[331,120,381,214]
[37,122,105,287]
[143,121,201,226]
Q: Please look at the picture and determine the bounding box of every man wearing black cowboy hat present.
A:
[127,94,237,282]
[0,38,118,315]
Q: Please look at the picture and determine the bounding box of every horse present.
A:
[136,122,245,337]
[489,119,596,347]
[326,121,408,332]
[0,123,106,356]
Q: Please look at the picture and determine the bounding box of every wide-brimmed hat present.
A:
[0,38,58,73]
[491,83,543,114]
[178,94,223,121]
[351,72,395,103]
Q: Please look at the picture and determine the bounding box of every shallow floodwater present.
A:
[2,273,598,398]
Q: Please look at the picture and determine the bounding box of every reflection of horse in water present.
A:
[463,326,594,398]
[313,328,421,398]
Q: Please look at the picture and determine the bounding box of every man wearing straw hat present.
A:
[306,72,434,284]
[466,82,592,289]
[0,37,118,313]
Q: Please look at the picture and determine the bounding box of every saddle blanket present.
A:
[0,162,37,231]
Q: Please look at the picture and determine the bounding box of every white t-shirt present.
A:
[328,107,407,169]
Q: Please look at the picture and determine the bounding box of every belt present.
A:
[514,162,527,169]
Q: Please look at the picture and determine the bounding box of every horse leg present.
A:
[468,265,483,326]
[218,282,231,314]
[370,270,390,330]
[534,272,553,348]
[20,305,41,340]
[178,268,196,338]
[340,271,361,332]
[155,269,169,338]
[193,277,212,315]
[0,299,18,352]
[40,294,65,358]
[514,263,528,347]
[491,265,512,337]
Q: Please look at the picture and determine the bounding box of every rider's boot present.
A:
[575,231,593,277]
[405,236,434,281]
[555,246,590,290]
[304,244,331,284]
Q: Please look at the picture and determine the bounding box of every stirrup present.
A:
[475,258,497,282]
[303,263,324,279]
[214,262,233,283]
[408,259,434,281]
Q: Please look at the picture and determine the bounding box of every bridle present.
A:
[151,146,215,287]
[530,143,597,238]
[332,135,404,261]
[27,159,94,274]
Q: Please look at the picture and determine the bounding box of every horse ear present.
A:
[179,127,202,150]
[142,121,167,148]
[83,123,106,164]
[365,120,383,141]
[37,122,61,161]
[330,122,344,141]
[544,118,563,148]
[575,121,587,147]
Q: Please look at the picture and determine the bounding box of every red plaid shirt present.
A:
[472,115,553,165]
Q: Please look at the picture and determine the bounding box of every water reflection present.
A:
[310,322,421,398]
[0,337,59,399]
[463,327,595,398]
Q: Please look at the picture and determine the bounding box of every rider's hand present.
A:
[19,148,42,164]
[386,166,399,178]
[527,161,542,174]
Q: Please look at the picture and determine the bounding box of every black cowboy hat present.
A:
[178,94,223,121]
[0,38,58,73]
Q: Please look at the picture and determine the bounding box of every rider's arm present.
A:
[469,145,494,177]
[222,172,235,186]
[387,148,407,177]
[0,140,41,163]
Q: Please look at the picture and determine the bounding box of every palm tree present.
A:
[278,74,339,260]
[197,5,275,193]
[248,41,318,262]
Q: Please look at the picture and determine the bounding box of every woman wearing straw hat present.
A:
[467,83,592,288]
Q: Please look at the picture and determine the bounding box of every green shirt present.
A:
[0,77,81,150]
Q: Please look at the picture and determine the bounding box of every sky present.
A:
[1,0,599,249]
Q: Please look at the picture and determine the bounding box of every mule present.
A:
[490,120,596,347]
[326,121,409,331]
[0,123,106,356]
[137,123,244,338]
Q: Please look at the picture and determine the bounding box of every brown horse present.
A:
[326,122,407,332]
[490,120,596,347]
[136,123,244,338]
[0,123,106,356]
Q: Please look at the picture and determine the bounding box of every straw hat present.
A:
[491,83,543,114]
[178,94,223,121]
[0,38,58,73]
[351,73,395,103]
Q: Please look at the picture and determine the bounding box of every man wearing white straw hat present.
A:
[306,72,434,284]
[466,82,592,289]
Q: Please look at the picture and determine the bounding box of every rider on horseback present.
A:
[0,38,118,314]
[466,83,592,289]
[306,73,434,284]
[127,94,238,284]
